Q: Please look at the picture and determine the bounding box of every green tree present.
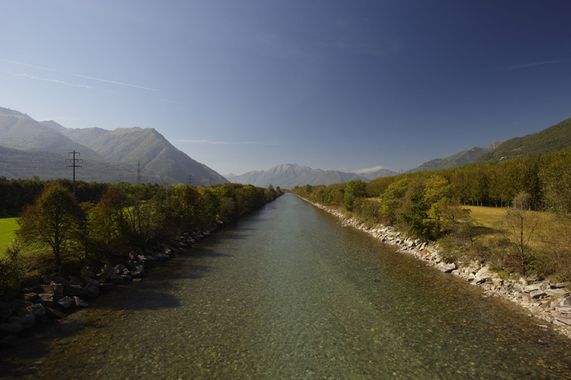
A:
[343,180,367,211]
[17,183,84,271]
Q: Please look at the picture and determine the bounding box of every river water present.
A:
[2,194,571,379]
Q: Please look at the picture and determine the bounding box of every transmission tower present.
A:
[137,161,141,184]
[66,150,82,193]
[187,175,193,185]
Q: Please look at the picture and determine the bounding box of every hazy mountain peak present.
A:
[41,120,67,131]
[351,165,397,180]
[228,163,366,188]
[0,107,28,118]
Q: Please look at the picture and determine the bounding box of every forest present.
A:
[293,149,571,281]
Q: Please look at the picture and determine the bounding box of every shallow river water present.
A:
[2,194,571,379]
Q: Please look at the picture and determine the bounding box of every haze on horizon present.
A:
[1,0,570,175]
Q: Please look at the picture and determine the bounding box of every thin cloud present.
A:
[173,139,278,146]
[1,58,157,92]
[11,73,92,89]
[71,73,158,92]
[506,60,560,70]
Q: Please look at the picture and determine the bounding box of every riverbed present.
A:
[1,194,570,379]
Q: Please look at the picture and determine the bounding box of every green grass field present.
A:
[464,206,507,229]
[464,205,566,251]
[0,217,18,255]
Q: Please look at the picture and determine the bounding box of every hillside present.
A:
[411,146,490,172]
[411,118,571,172]
[0,107,101,160]
[353,166,397,180]
[229,163,365,188]
[482,118,571,162]
[61,127,227,185]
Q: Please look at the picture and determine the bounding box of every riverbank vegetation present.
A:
[0,179,282,298]
[293,149,571,282]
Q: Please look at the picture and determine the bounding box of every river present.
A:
[2,194,570,379]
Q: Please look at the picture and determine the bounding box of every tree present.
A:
[504,191,538,275]
[344,180,367,211]
[88,188,127,255]
[17,183,83,271]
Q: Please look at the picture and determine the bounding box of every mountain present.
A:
[410,146,490,172]
[481,118,571,162]
[0,107,101,160]
[228,163,365,188]
[60,127,227,185]
[0,106,226,184]
[352,166,397,180]
[411,118,571,172]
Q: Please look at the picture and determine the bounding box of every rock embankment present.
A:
[0,229,215,345]
[306,199,571,340]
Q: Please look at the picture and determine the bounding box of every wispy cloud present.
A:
[1,58,157,92]
[11,73,92,89]
[173,138,278,146]
[506,60,561,70]
[71,73,157,92]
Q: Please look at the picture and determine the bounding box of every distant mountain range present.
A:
[410,118,571,172]
[0,107,227,185]
[352,166,398,180]
[227,163,397,188]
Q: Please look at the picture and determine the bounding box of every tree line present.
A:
[0,180,282,292]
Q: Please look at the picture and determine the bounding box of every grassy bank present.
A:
[0,217,18,256]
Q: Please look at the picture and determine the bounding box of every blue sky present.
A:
[1,0,570,174]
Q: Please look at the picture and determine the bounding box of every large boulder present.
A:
[56,296,75,310]
[437,262,457,273]
[546,289,569,298]
[530,289,546,299]
[474,266,493,284]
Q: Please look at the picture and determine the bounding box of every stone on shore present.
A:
[437,262,457,273]
[524,283,543,293]
[56,296,75,310]
[474,267,492,284]
[546,289,569,298]
[530,290,546,299]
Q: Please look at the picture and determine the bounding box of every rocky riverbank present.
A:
[303,198,571,340]
[0,228,216,346]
